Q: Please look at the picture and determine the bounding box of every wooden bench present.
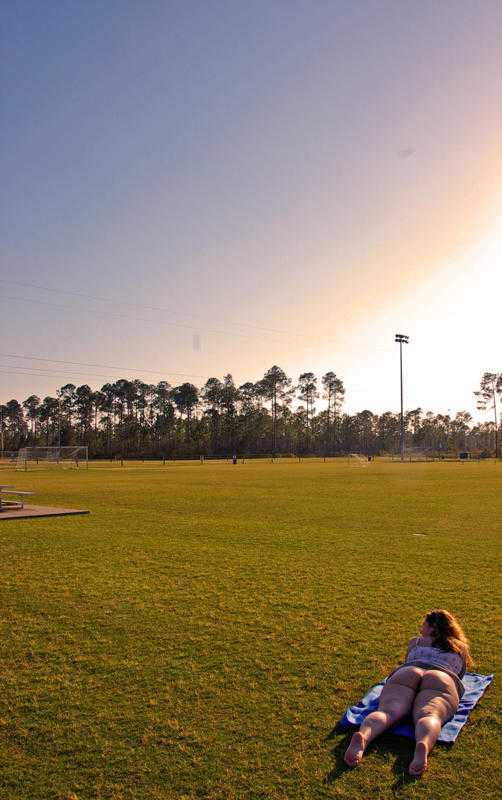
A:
[0,489,34,510]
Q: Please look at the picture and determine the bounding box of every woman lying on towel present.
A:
[344,609,472,776]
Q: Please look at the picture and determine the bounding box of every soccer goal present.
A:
[347,453,369,467]
[16,446,88,470]
[391,447,433,463]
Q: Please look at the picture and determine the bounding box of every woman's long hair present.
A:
[426,609,473,667]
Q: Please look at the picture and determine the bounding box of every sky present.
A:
[1,0,501,419]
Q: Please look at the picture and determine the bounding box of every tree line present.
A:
[1,367,500,458]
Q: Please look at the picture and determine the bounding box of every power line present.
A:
[0,353,206,380]
[1,295,283,342]
[0,367,119,382]
[0,353,388,388]
[0,279,299,337]
[0,365,166,382]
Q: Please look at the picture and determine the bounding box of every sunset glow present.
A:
[1,1,501,420]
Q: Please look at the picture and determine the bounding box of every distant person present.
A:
[344,609,472,776]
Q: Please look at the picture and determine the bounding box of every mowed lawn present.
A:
[0,459,500,800]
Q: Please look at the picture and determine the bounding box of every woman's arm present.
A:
[405,636,420,660]
[458,644,467,678]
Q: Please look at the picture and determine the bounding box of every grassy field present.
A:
[0,459,500,800]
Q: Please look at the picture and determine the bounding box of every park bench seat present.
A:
[0,489,34,510]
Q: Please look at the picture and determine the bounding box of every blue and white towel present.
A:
[339,672,493,743]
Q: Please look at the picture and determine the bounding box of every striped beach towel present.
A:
[339,672,493,743]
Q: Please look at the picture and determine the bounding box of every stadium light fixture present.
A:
[395,334,410,461]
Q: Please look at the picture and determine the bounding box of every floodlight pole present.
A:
[57,393,62,450]
[395,334,409,461]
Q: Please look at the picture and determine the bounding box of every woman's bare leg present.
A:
[344,667,424,767]
[410,670,459,777]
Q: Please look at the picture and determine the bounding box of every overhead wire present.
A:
[0,290,397,356]
[0,367,174,382]
[0,279,301,337]
[0,294,332,358]
[0,353,206,380]
[0,294,289,342]
[0,367,118,382]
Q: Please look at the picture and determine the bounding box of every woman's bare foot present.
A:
[344,731,367,767]
[409,742,428,776]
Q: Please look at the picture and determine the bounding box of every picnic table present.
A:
[0,486,34,510]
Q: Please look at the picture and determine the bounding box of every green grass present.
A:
[0,459,500,800]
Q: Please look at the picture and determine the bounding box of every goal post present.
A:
[391,447,433,462]
[347,453,369,467]
[16,446,89,470]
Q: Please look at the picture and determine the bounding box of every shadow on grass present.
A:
[324,726,421,789]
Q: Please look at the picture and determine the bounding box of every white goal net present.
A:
[347,453,369,467]
[16,446,88,469]
[391,447,433,462]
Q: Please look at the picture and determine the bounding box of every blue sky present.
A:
[1,1,501,417]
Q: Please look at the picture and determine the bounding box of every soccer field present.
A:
[0,459,500,800]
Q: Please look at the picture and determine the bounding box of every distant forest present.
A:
[1,367,500,458]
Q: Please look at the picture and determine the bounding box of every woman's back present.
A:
[406,636,465,678]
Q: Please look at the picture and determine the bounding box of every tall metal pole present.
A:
[273,392,276,458]
[395,334,409,462]
[494,391,499,460]
[399,340,404,461]
[57,394,61,449]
